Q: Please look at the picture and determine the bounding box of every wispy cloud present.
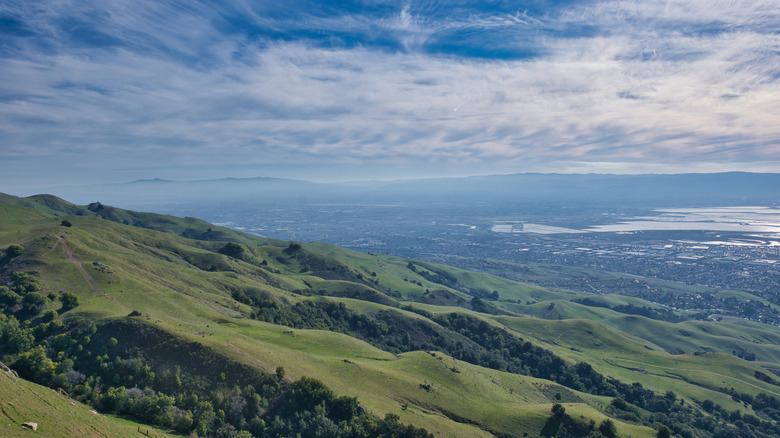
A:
[0,0,778,189]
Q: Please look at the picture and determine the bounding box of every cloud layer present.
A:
[1,0,778,188]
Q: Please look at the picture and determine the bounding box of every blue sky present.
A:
[1,0,779,192]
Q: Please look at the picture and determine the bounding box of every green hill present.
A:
[0,369,173,438]
[0,193,779,437]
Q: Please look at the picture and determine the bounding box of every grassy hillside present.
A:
[499,300,780,363]
[1,193,779,437]
[0,370,173,438]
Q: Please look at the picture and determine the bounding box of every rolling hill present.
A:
[0,193,778,437]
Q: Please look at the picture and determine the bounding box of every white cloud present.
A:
[0,0,779,188]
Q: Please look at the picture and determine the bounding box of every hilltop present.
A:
[0,193,778,437]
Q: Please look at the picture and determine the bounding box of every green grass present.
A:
[495,315,780,413]
[498,299,780,363]
[566,293,672,310]
[2,193,780,437]
[0,371,174,438]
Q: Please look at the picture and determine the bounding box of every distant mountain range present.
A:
[33,172,780,209]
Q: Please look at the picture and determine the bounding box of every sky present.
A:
[1,0,779,193]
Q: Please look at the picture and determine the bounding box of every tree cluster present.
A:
[0,313,431,437]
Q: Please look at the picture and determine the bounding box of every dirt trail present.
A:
[55,236,102,295]
[46,236,61,256]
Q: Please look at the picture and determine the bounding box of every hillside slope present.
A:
[0,369,173,438]
[1,193,778,437]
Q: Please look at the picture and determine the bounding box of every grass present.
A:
[496,315,780,413]
[0,371,174,438]
[2,193,779,437]
[498,299,780,363]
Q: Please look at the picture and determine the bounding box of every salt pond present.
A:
[587,207,780,233]
[493,207,780,236]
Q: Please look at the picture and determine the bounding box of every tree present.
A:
[0,286,21,308]
[551,403,566,418]
[657,424,672,438]
[32,323,48,340]
[283,243,302,255]
[59,292,79,311]
[12,345,56,383]
[159,366,182,392]
[5,244,25,258]
[41,309,58,323]
[329,396,359,423]
[277,376,335,416]
[22,292,48,315]
[599,419,618,438]
[220,242,245,258]
[60,219,72,227]
[11,271,39,294]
